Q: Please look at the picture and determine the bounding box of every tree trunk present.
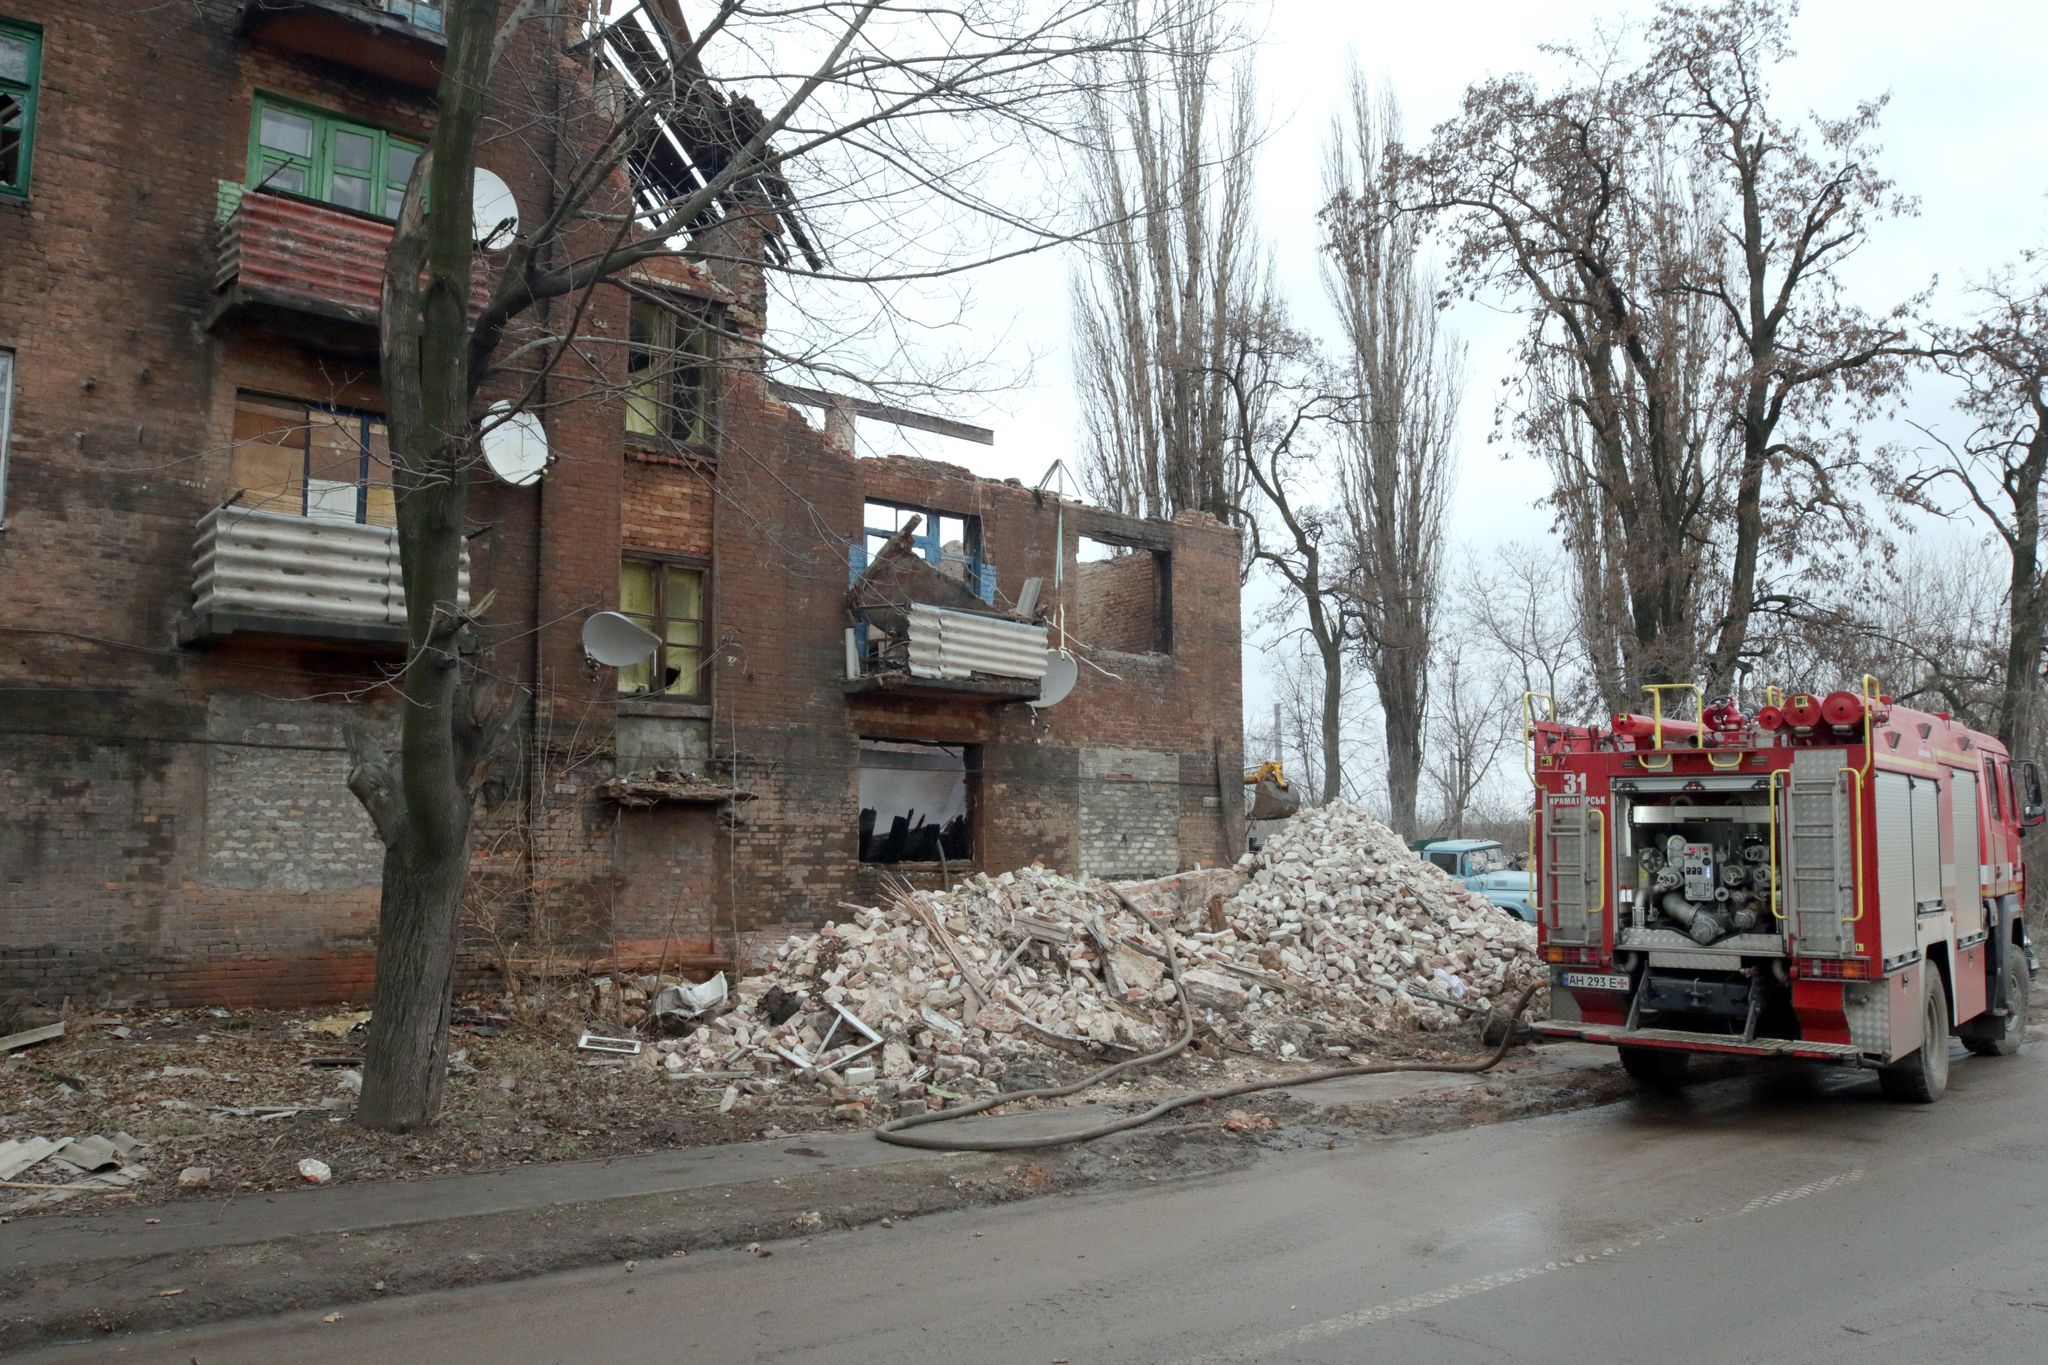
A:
[1998,422,2048,750]
[1318,629,1344,806]
[1383,699,1423,839]
[355,823,467,1129]
[355,0,495,1133]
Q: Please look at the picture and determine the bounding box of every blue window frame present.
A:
[856,499,994,601]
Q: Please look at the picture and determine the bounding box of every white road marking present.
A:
[1182,1169,1866,1362]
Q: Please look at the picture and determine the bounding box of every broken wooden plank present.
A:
[0,1022,65,1054]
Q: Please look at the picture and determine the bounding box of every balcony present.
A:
[844,532,1050,703]
[211,189,394,352]
[239,0,446,90]
[210,187,501,352]
[846,604,1051,703]
[181,506,470,646]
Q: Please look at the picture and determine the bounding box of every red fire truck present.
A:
[1528,681,2043,1101]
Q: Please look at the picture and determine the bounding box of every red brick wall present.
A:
[622,455,715,556]
[1075,552,1166,655]
[0,0,1244,1006]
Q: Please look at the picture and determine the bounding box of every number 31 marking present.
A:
[1561,772,1586,796]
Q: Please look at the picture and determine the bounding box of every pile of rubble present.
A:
[649,803,1537,1115]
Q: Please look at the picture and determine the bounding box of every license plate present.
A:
[1561,971,1632,992]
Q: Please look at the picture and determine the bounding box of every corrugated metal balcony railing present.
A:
[183,506,469,646]
[211,188,499,350]
[904,604,1048,681]
[213,190,394,341]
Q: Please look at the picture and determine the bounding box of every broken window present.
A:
[0,19,38,199]
[1075,535,1170,654]
[618,557,708,698]
[247,96,422,218]
[625,296,717,448]
[858,740,973,864]
[229,394,394,527]
[861,499,988,597]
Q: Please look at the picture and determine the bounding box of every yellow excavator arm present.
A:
[1242,761,1300,820]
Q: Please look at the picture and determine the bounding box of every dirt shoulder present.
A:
[0,1039,1622,1354]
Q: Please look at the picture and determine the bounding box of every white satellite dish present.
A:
[480,402,549,487]
[1029,652,1078,709]
[473,168,519,249]
[581,611,661,667]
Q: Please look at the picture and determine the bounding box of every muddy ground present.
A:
[0,996,1540,1215]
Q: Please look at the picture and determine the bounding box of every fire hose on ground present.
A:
[873,921,1548,1153]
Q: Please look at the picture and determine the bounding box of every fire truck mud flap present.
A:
[1536,1021,1868,1065]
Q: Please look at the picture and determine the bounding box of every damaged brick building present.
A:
[0,0,1244,1008]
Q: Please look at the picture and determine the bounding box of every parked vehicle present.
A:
[1528,683,2043,1100]
[1420,839,1536,923]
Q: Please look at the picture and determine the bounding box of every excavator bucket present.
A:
[1248,775,1300,821]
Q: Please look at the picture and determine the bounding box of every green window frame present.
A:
[617,557,708,698]
[0,18,41,200]
[246,95,422,219]
[625,296,717,448]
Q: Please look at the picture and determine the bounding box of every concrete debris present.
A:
[649,802,1535,1110]
[651,973,729,1022]
[177,1166,212,1190]
[0,1132,150,1211]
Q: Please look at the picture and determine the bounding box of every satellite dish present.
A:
[581,611,661,667]
[473,168,519,249]
[1028,652,1078,709]
[480,402,549,486]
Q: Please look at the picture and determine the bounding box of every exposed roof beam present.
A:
[769,381,995,447]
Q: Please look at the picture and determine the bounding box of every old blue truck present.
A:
[1418,839,1535,923]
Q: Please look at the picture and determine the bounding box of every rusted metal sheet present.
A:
[213,190,496,324]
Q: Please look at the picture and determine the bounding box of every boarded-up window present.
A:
[230,394,392,526]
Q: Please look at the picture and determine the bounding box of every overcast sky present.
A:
[825,0,2048,734]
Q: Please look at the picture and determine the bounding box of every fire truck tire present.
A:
[1618,1046,1690,1091]
[1879,973,1951,1104]
[1963,947,2029,1058]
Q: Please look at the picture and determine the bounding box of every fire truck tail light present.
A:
[1543,946,1607,966]
[1797,958,1876,981]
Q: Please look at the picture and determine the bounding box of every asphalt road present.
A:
[33,1039,2048,1365]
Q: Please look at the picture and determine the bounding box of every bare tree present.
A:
[1408,0,1919,708]
[1421,642,1519,838]
[353,0,1207,1131]
[1224,292,1357,804]
[1904,269,2048,749]
[1322,74,1461,839]
[1747,545,2007,727]
[1648,0,1922,689]
[1070,0,1258,521]
[1406,57,1729,710]
[1462,541,1591,711]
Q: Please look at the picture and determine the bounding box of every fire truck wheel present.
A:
[1963,946,2030,1058]
[1879,973,1951,1104]
[1618,1046,1690,1091]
